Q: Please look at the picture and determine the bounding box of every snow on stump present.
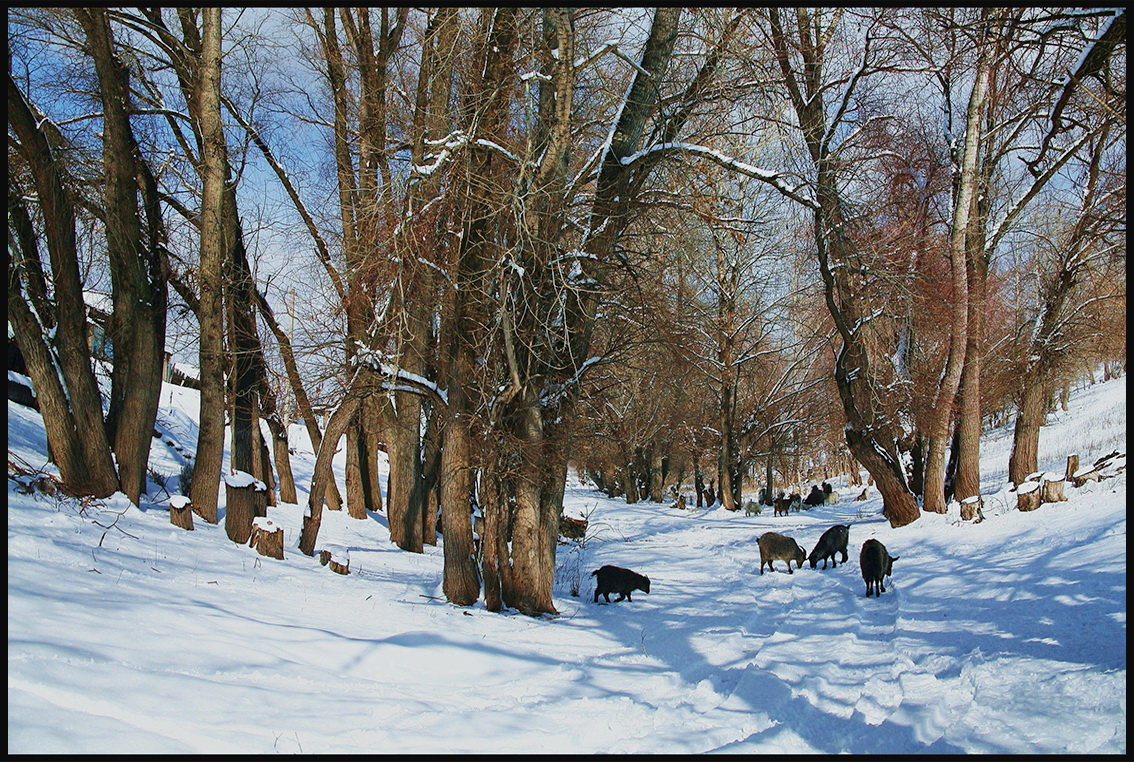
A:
[960,494,984,522]
[1016,480,1042,512]
[225,469,268,545]
[248,516,284,560]
[169,495,194,531]
[1040,472,1067,503]
[319,546,350,575]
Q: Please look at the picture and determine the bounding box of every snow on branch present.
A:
[618,142,817,209]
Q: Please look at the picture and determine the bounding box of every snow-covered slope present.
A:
[6,374,1126,753]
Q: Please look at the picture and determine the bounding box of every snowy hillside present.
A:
[6,374,1126,753]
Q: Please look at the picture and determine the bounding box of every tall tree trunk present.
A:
[224,212,266,544]
[386,8,457,550]
[188,7,228,524]
[922,43,990,513]
[767,8,921,527]
[77,8,168,506]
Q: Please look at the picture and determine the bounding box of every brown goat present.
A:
[758,532,807,574]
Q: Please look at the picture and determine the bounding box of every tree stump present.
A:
[319,547,350,575]
[1040,474,1067,503]
[1016,480,1042,512]
[960,495,983,522]
[1064,454,1079,483]
[169,495,194,531]
[225,471,269,545]
[559,515,589,539]
[248,516,284,560]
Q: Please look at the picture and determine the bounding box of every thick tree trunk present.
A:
[479,462,505,612]
[439,406,479,606]
[1008,378,1047,485]
[845,426,922,526]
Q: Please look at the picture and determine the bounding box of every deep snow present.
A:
[6,373,1126,754]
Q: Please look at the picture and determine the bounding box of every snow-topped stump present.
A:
[169,495,194,531]
[1015,480,1042,512]
[318,546,350,575]
[248,516,283,560]
[1039,472,1067,503]
[960,494,984,522]
[225,469,268,545]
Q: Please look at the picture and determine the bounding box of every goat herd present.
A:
[754,525,900,598]
[592,482,900,606]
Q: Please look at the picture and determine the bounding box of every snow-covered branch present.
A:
[618,142,817,209]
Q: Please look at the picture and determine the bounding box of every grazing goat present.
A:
[808,524,850,569]
[758,532,807,574]
[592,565,651,603]
[743,500,761,516]
[860,539,899,597]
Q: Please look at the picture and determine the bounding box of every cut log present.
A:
[169,495,194,531]
[248,516,284,560]
[1016,480,1042,512]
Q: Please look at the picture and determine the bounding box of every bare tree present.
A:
[8,32,120,499]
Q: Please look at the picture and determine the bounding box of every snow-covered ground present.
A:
[7,374,1126,753]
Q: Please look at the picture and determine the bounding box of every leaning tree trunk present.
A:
[299,394,361,556]
[8,74,119,499]
[254,288,343,511]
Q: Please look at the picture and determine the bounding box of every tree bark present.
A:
[1008,377,1047,485]
[439,406,480,606]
